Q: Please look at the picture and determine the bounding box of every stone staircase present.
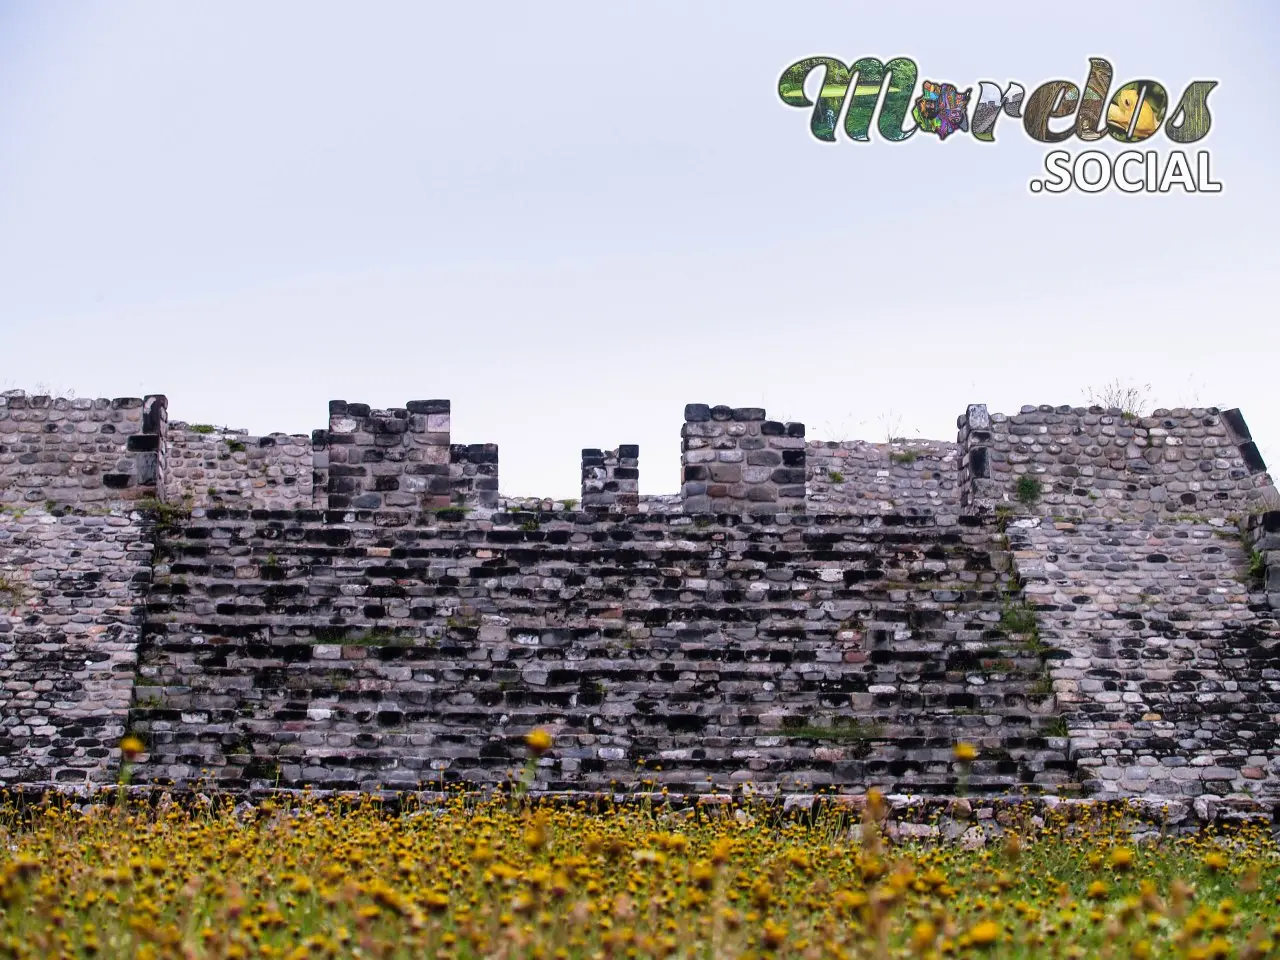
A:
[128,508,1078,795]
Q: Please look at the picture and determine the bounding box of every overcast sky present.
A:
[0,2,1275,496]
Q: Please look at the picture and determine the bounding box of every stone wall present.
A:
[163,423,314,511]
[581,445,639,511]
[128,508,1071,795]
[0,391,166,508]
[3,388,1280,802]
[449,443,500,510]
[324,401,452,511]
[681,405,806,514]
[1010,514,1280,797]
[0,506,151,783]
[806,439,960,515]
[958,403,1278,519]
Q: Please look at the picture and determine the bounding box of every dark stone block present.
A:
[785,422,806,438]
[347,403,371,418]
[710,405,734,421]
[328,401,348,416]
[136,453,157,485]
[618,444,639,459]
[351,493,382,509]
[732,407,766,422]
[761,421,785,436]
[1222,408,1252,441]
[970,447,990,478]
[683,404,711,422]
[683,465,709,482]
[406,400,450,414]
[127,434,159,452]
[102,473,132,489]
[312,429,328,445]
[1240,441,1268,474]
[141,395,167,433]
[747,450,782,467]
[781,449,805,467]
[614,467,638,480]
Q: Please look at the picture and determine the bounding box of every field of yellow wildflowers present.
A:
[2,790,1277,959]
[1,736,1278,958]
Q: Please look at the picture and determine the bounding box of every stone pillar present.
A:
[325,400,451,511]
[132,394,168,496]
[311,428,330,510]
[681,404,805,514]
[581,445,639,511]
[449,443,500,509]
[1248,511,1280,609]
[957,403,1000,511]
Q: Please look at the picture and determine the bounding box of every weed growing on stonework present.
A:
[828,470,845,484]
[134,496,193,534]
[890,450,918,465]
[999,599,1037,637]
[346,628,412,647]
[780,716,882,742]
[189,423,216,434]
[1015,474,1042,507]
[0,574,25,607]
[227,439,246,453]
[1043,715,1070,737]
[1028,669,1055,702]
[1086,379,1151,419]
[1248,549,1267,585]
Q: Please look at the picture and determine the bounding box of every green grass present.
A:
[1015,475,1043,507]
[1,791,1277,957]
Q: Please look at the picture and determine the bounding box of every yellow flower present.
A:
[525,728,554,755]
[969,920,1000,947]
[1110,847,1135,871]
[120,735,145,760]
[866,788,887,820]
[761,918,787,949]
[1203,851,1229,872]
[1087,880,1110,900]
[953,742,977,762]
[910,921,937,953]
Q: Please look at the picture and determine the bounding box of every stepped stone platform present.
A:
[2,391,1278,798]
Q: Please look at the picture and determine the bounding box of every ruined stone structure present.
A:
[2,390,1278,801]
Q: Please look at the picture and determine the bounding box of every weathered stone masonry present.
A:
[2,389,1279,800]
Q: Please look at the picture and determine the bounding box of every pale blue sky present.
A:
[1,2,1276,496]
